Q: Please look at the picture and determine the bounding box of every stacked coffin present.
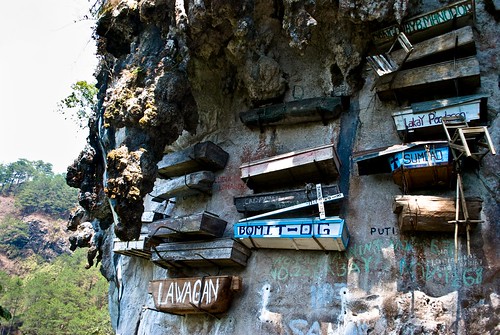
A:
[234,143,349,251]
[369,1,478,103]
[356,1,492,233]
[150,141,229,201]
[145,141,251,269]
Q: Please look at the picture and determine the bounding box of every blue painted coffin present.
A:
[388,143,450,171]
[234,217,349,251]
[388,143,453,190]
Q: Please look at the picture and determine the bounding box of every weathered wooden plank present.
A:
[389,26,475,66]
[151,238,251,268]
[151,171,215,202]
[393,195,482,232]
[113,235,151,259]
[240,144,341,191]
[239,97,349,128]
[148,276,242,315]
[148,211,227,241]
[234,216,349,251]
[234,184,341,213]
[372,0,474,49]
[376,56,480,101]
[158,141,229,178]
[391,94,488,140]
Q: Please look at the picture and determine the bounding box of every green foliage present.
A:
[0,284,12,322]
[57,81,98,129]
[0,159,54,196]
[15,173,78,217]
[0,216,29,257]
[0,250,112,335]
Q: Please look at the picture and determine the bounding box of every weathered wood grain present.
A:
[148,276,242,315]
[240,144,341,191]
[234,184,341,213]
[148,211,227,241]
[151,238,251,268]
[113,235,151,259]
[239,97,348,128]
[372,0,474,49]
[158,141,229,178]
[390,26,475,65]
[151,171,215,202]
[376,56,480,101]
[393,195,482,232]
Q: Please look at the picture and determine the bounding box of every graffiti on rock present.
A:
[268,238,483,289]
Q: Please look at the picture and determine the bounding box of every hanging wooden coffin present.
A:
[240,144,341,191]
[148,275,242,315]
[376,56,480,102]
[234,184,341,214]
[151,238,251,269]
[113,234,151,259]
[157,141,229,178]
[389,143,453,190]
[393,195,483,232]
[148,211,227,242]
[354,140,448,175]
[234,217,349,251]
[371,0,475,49]
[392,94,488,140]
[151,171,215,202]
[386,26,475,69]
[239,96,349,129]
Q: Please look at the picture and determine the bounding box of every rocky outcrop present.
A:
[68,0,499,334]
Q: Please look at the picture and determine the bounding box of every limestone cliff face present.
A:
[69,0,499,334]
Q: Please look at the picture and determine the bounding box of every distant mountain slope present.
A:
[0,196,71,275]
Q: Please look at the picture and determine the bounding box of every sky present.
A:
[0,0,98,173]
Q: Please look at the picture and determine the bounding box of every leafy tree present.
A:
[57,81,98,129]
[15,173,78,217]
[18,249,112,335]
[0,159,54,195]
[0,216,29,257]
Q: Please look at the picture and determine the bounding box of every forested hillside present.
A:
[0,159,112,334]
